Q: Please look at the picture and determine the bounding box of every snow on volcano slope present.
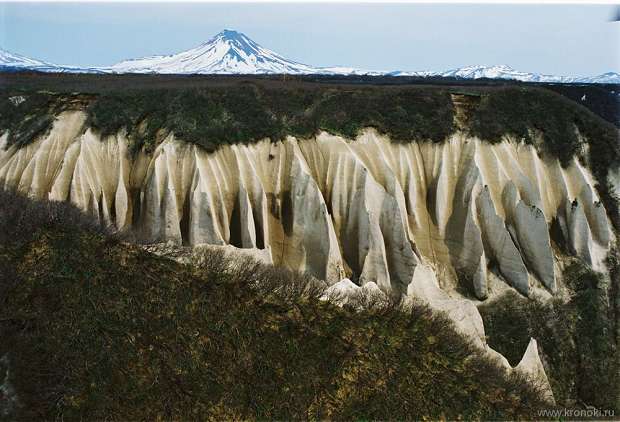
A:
[581,72,620,84]
[108,29,323,75]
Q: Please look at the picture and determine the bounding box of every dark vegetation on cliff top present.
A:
[0,189,551,420]
[1,70,618,127]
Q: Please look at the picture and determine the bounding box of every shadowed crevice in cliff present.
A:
[338,219,362,284]
[130,187,142,231]
[229,194,244,248]
[550,216,570,255]
[425,176,440,228]
[253,211,265,250]
[96,197,105,225]
[280,190,294,237]
[179,189,191,246]
[266,191,293,237]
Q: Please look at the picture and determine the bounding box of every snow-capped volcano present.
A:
[108,29,321,75]
[104,33,620,82]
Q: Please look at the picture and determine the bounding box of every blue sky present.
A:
[0,3,618,76]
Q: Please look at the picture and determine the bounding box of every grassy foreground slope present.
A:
[0,190,550,420]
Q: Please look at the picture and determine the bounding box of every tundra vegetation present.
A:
[0,190,551,420]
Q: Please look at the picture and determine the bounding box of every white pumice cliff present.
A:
[1,110,617,397]
[1,111,614,296]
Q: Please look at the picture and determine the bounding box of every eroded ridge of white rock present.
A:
[516,338,556,404]
[320,265,555,403]
[405,265,555,404]
[0,111,615,299]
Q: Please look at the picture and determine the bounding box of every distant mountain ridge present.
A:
[1,30,618,83]
[0,48,103,74]
[390,64,620,84]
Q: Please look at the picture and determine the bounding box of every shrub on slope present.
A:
[0,190,550,420]
[478,260,620,412]
[0,93,57,148]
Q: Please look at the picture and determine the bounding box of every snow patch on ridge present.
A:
[0,47,103,73]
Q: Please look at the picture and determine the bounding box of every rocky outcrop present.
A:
[332,267,555,404]
[321,278,388,307]
[407,264,486,346]
[516,338,556,404]
[0,111,614,299]
[405,266,555,403]
[476,187,529,296]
